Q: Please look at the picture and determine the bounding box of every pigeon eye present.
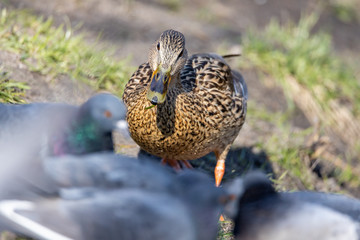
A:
[157,42,160,51]
[104,110,112,118]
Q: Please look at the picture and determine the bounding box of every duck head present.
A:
[147,29,188,105]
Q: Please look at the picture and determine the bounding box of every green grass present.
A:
[247,99,360,191]
[246,101,317,190]
[0,8,134,96]
[159,0,182,11]
[0,69,29,103]
[217,220,234,240]
[196,7,217,23]
[329,0,358,23]
[237,12,360,190]
[240,13,360,117]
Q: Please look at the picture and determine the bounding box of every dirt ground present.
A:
[2,0,360,191]
[8,0,360,63]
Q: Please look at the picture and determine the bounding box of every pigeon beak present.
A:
[114,120,131,140]
[147,65,171,105]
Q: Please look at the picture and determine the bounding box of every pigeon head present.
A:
[54,93,128,155]
[77,93,127,133]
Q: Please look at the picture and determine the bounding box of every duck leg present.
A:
[161,158,181,171]
[182,160,193,169]
[161,158,193,170]
[214,145,231,187]
[215,145,231,221]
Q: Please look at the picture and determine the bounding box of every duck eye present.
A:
[157,42,160,51]
[178,49,184,58]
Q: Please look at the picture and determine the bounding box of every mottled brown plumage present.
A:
[123,29,247,186]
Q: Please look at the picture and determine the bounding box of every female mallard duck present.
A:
[123,29,247,186]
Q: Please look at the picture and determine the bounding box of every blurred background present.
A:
[0,0,359,213]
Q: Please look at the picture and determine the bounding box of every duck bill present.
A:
[147,66,171,105]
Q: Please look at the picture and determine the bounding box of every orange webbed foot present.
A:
[214,159,225,187]
[215,160,226,221]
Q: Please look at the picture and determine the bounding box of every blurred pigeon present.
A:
[0,93,127,155]
[44,152,227,240]
[226,171,360,240]
[280,191,360,223]
[0,154,228,240]
[0,93,128,199]
[0,189,196,240]
[43,152,177,191]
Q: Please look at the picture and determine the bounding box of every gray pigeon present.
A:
[0,189,196,240]
[0,93,128,199]
[44,153,227,240]
[280,191,360,223]
[43,152,177,191]
[0,93,127,155]
[0,153,228,240]
[226,171,360,240]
